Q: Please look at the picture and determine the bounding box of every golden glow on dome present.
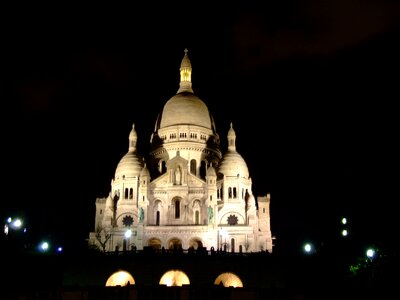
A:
[214,272,243,288]
[159,269,190,286]
[180,69,191,82]
[180,48,192,83]
[177,48,193,93]
[105,270,135,286]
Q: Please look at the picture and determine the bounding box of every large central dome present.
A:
[154,48,215,131]
[159,91,212,129]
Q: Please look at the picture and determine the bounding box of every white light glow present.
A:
[304,243,312,253]
[40,242,49,251]
[125,229,132,239]
[220,229,228,238]
[159,270,190,286]
[214,272,243,288]
[12,219,22,229]
[366,248,375,258]
[105,270,135,286]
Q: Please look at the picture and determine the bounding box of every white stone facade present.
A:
[88,49,273,253]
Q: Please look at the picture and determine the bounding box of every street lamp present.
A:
[4,217,25,236]
[124,229,132,251]
[340,217,350,238]
[366,248,376,260]
[220,229,228,251]
[303,242,314,254]
[125,229,132,239]
[39,241,50,253]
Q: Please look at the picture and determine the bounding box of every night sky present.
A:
[3,2,400,253]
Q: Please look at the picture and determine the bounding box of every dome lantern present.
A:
[177,48,193,94]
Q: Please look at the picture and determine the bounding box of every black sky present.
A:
[3,2,400,253]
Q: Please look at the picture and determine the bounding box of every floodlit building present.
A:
[88,49,273,253]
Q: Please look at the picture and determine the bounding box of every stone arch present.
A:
[192,199,201,224]
[214,272,243,288]
[172,196,183,219]
[188,237,203,250]
[190,159,197,174]
[153,199,162,225]
[159,269,190,286]
[105,270,135,286]
[148,237,162,250]
[168,237,182,250]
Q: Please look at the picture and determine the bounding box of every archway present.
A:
[168,238,182,250]
[105,270,135,286]
[159,269,190,286]
[148,238,162,249]
[214,272,243,288]
[188,238,203,250]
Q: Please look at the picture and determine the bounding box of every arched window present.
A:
[155,200,162,225]
[190,159,196,174]
[129,188,133,199]
[175,200,180,219]
[231,238,235,253]
[156,211,160,226]
[124,188,129,199]
[228,187,232,199]
[193,200,201,224]
[233,187,237,198]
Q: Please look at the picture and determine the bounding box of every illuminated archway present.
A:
[148,238,162,249]
[168,238,182,250]
[159,269,190,286]
[188,238,203,250]
[105,270,135,286]
[214,272,243,288]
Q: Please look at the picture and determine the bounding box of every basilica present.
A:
[88,49,273,253]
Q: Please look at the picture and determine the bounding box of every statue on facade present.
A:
[139,207,144,223]
[175,166,182,185]
[208,206,213,223]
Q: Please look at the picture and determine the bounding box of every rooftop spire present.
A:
[227,122,237,151]
[128,123,138,152]
[177,48,193,93]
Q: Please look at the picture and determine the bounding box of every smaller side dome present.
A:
[207,163,217,177]
[115,152,143,180]
[115,122,144,179]
[218,123,249,178]
[218,151,249,178]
